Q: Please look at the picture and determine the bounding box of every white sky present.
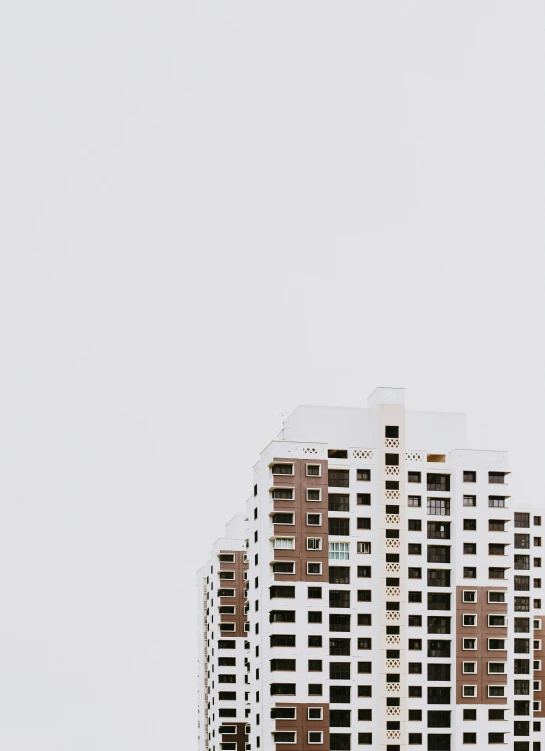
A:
[0,2,544,748]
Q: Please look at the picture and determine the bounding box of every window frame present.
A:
[306,537,323,551]
[462,685,477,698]
[307,561,323,576]
[306,464,322,477]
[306,488,322,502]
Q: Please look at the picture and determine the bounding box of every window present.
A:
[270,707,296,720]
[307,538,322,550]
[515,575,530,590]
[536,517,542,526]
[357,469,371,481]
[357,517,371,530]
[358,685,372,697]
[329,542,350,560]
[357,493,371,505]
[307,488,321,502]
[330,590,350,609]
[463,590,476,604]
[463,496,476,507]
[409,520,422,531]
[271,561,295,575]
[307,563,322,576]
[463,519,477,531]
[329,494,349,512]
[515,598,531,612]
[308,684,322,696]
[488,685,505,697]
[385,480,399,490]
[358,614,372,626]
[409,615,422,626]
[463,709,476,721]
[488,662,505,673]
[218,588,235,597]
[463,734,476,744]
[329,518,350,536]
[489,472,507,484]
[308,635,322,647]
[270,634,295,647]
[217,639,236,649]
[272,463,294,475]
[307,513,322,526]
[329,686,351,704]
[408,496,421,507]
[270,658,296,671]
[270,683,296,695]
[427,474,450,492]
[427,522,450,539]
[357,565,371,578]
[463,614,476,627]
[408,472,421,483]
[428,616,450,634]
[329,638,350,655]
[488,734,505,744]
[488,615,506,627]
[489,709,505,720]
[489,519,506,531]
[427,498,451,516]
[410,686,423,697]
[308,707,323,720]
[329,567,350,584]
[409,709,422,721]
[357,590,372,602]
[489,496,506,508]
[428,664,450,681]
[386,425,399,438]
[428,687,450,704]
[409,543,422,555]
[409,639,422,650]
[270,586,295,598]
[329,469,349,488]
[428,711,451,728]
[358,733,373,745]
[463,638,477,650]
[409,567,422,579]
[428,592,450,610]
[357,542,371,554]
[329,613,350,632]
[428,569,450,588]
[308,611,322,623]
[462,685,476,698]
[515,534,531,549]
[463,568,476,579]
[271,512,294,525]
[428,734,451,750]
[408,662,422,674]
[488,638,505,650]
[428,546,450,563]
[464,471,477,482]
[428,640,450,658]
[306,464,321,476]
[330,662,351,679]
[273,538,295,550]
[385,453,399,466]
[308,732,323,744]
[308,586,322,599]
[272,488,294,500]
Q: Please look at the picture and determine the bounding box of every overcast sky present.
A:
[0,2,544,748]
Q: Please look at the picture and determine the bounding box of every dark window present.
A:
[409,710,422,721]
[408,472,421,483]
[427,474,450,492]
[428,593,450,611]
[357,590,372,602]
[270,586,295,598]
[271,561,295,574]
[358,685,372,697]
[329,614,351,632]
[428,711,451,728]
[463,519,477,531]
[359,662,372,673]
[270,683,296,695]
[269,611,296,623]
[270,659,296,671]
[464,543,477,554]
[218,657,236,666]
[330,638,350,656]
[489,519,506,531]
[330,590,350,608]
[386,529,400,538]
[272,463,293,475]
[308,586,322,598]
[385,426,399,438]
[409,734,423,745]
[463,734,476,745]
[488,709,505,720]
[488,734,505,744]
[409,615,422,627]
[329,494,350,511]
[409,520,422,531]
[409,686,423,697]
[489,472,507,484]
[308,683,322,695]
[358,614,372,626]
[515,597,531,612]
[427,546,450,563]
[330,662,351,680]
[306,464,321,476]
[308,611,322,623]
[427,687,451,704]
[357,517,371,530]
[357,493,371,505]
[408,662,422,674]
[463,496,476,507]
[386,480,399,490]
[329,518,350,536]
[463,709,476,721]
[308,635,322,647]
[329,567,350,584]
[409,639,422,650]
[357,566,372,578]
[427,569,450,587]
[463,567,477,579]
[217,640,236,649]
[270,634,295,647]
[271,512,294,524]
[385,453,399,466]
[357,469,371,482]
[329,469,349,488]
[358,638,372,650]
[428,664,450,681]
[409,543,422,555]
[490,567,506,580]
[408,496,421,507]
[428,617,450,634]
[428,640,450,658]
[272,488,294,500]
[428,733,451,749]
[514,618,530,632]
[330,710,351,726]
[464,471,477,482]
[427,522,450,539]
[358,733,372,745]
[328,449,348,459]
[515,534,531,549]
[515,555,531,570]
[329,686,351,704]
[489,496,506,507]
[409,568,422,579]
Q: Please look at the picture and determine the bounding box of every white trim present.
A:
[462,590,477,603]
[307,731,324,744]
[534,701,542,712]
[487,662,505,674]
[462,685,477,698]
[306,464,322,477]
[463,614,477,627]
[307,561,323,576]
[534,639,542,650]
[273,537,295,550]
[306,512,322,526]
[488,590,506,603]
[307,707,323,720]
[487,638,506,651]
[307,537,322,551]
[463,638,477,650]
[271,462,294,476]
[462,662,477,674]
[306,488,322,502]
[488,685,505,698]
[488,614,507,627]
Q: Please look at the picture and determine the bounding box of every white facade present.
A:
[198,387,544,751]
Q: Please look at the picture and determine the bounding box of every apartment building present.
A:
[197,387,544,751]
